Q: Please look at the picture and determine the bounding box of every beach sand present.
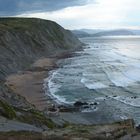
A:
[5,58,57,111]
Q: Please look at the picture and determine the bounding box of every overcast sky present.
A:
[0,0,140,29]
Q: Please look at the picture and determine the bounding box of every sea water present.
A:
[44,36,140,124]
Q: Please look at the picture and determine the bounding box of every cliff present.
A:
[0,17,82,129]
[0,17,82,81]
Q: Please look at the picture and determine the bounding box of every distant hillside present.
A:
[130,29,140,35]
[92,29,134,36]
[72,30,90,37]
[80,29,104,34]
[72,29,139,37]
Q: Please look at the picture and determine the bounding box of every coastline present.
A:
[5,46,139,126]
[2,46,140,140]
[3,55,140,139]
[5,51,78,111]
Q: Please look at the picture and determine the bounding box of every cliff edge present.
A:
[0,18,82,81]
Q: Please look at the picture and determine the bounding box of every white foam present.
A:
[105,71,135,87]
[95,97,107,101]
[123,68,140,81]
[130,61,140,69]
[105,66,140,87]
[117,45,140,59]
[110,95,140,107]
[47,71,60,92]
[81,108,98,113]
[81,106,98,112]
[120,115,128,120]
[44,70,67,104]
[81,78,108,89]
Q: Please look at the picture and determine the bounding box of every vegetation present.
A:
[0,131,43,140]
[0,99,55,129]
[0,100,16,119]
[17,109,56,129]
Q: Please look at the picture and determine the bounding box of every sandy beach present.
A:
[5,57,57,111]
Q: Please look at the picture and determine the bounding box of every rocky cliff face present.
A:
[0,18,82,81]
[0,18,82,126]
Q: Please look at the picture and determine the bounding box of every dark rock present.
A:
[136,125,140,132]
[94,102,98,105]
[58,105,79,112]
[134,96,137,99]
[113,95,117,97]
[82,105,90,109]
[48,108,57,112]
[73,101,88,107]
[131,96,137,99]
[90,102,98,106]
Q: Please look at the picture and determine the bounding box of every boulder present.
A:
[74,101,88,107]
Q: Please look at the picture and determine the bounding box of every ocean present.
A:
[44,36,140,124]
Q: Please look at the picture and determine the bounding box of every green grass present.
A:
[0,100,16,119]
[0,84,56,128]
[0,99,55,129]
[0,18,39,29]
[0,131,43,140]
[17,109,56,129]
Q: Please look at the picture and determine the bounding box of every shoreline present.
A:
[5,51,79,111]
[3,54,140,139]
[5,48,138,126]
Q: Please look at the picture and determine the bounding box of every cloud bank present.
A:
[0,0,87,16]
[0,0,140,29]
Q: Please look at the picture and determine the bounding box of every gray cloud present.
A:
[0,0,87,16]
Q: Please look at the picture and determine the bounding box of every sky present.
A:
[0,0,140,29]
